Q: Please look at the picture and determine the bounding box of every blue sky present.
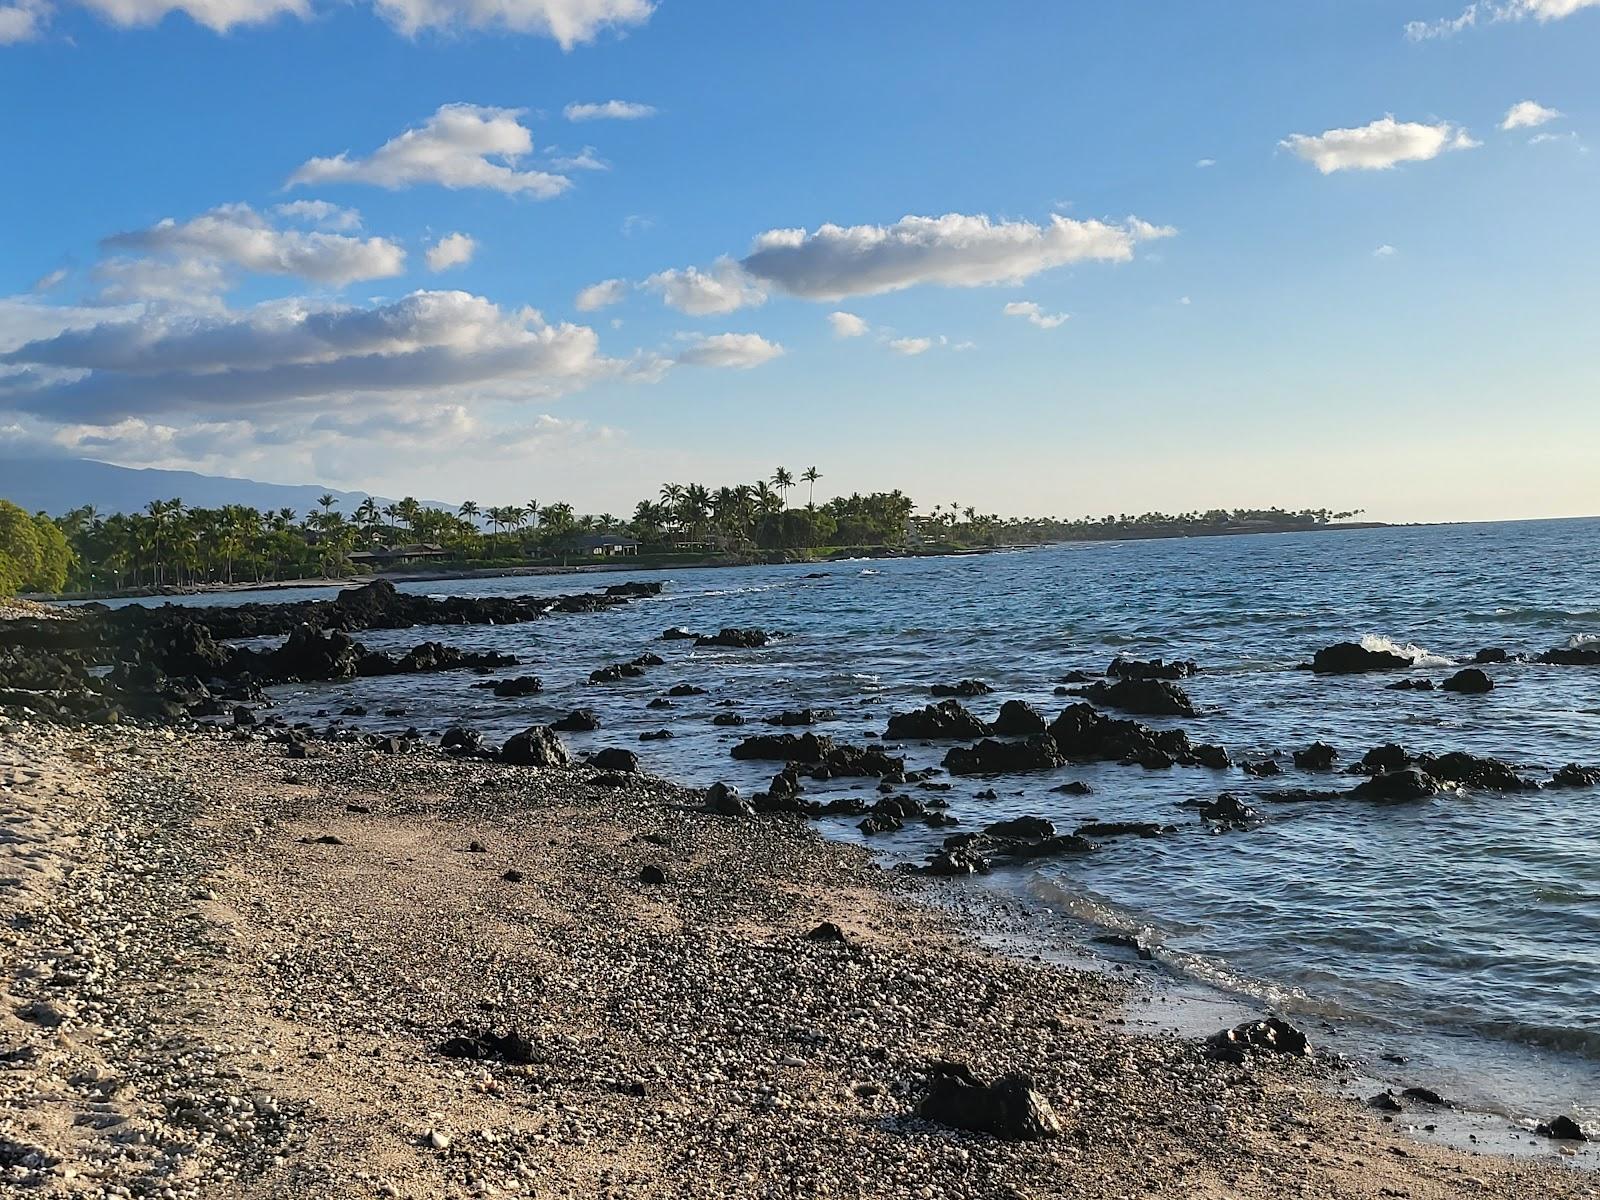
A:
[1,0,1596,521]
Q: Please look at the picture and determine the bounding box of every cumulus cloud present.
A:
[0,0,47,41]
[674,332,783,369]
[425,232,476,272]
[1196,158,1216,168]
[102,204,406,287]
[575,278,628,311]
[1374,244,1399,257]
[370,0,653,46]
[1501,100,1562,130]
[288,104,569,198]
[0,290,641,423]
[1002,300,1068,329]
[644,257,768,315]
[1406,0,1600,39]
[71,0,308,32]
[828,311,868,338]
[93,256,231,308]
[564,99,657,121]
[549,146,608,171]
[888,337,932,356]
[738,212,1173,302]
[273,199,362,231]
[1280,116,1478,173]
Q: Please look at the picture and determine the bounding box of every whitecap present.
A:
[1360,633,1455,669]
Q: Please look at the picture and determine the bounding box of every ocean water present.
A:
[125,518,1600,1124]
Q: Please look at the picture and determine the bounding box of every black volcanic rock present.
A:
[943,735,1065,776]
[1311,642,1414,674]
[1440,667,1494,694]
[886,700,991,740]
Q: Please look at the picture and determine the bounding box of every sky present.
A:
[1,0,1596,523]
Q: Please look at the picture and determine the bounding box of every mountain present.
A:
[0,457,452,517]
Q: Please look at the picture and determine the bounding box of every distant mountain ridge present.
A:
[0,457,452,517]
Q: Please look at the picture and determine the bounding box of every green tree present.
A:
[0,500,43,596]
[801,466,822,509]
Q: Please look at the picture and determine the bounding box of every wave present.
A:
[1465,607,1600,625]
[1568,633,1600,649]
[1360,633,1454,668]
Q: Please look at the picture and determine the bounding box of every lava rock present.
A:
[1073,678,1198,718]
[1536,1115,1588,1141]
[944,735,1066,776]
[639,864,670,885]
[992,699,1047,737]
[1293,742,1338,771]
[551,708,600,732]
[1311,642,1414,674]
[1208,1017,1311,1061]
[1440,667,1494,694]
[929,679,992,698]
[590,747,639,772]
[1352,767,1439,801]
[730,732,834,762]
[500,725,570,768]
[886,700,992,740]
[1107,656,1198,680]
[918,1061,1063,1141]
[695,628,771,649]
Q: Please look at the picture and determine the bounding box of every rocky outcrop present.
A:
[1292,742,1338,770]
[695,628,772,649]
[1539,644,1600,666]
[1071,678,1198,718]
[885,700,991,740]
[730,732,835,762]
[1208,1017,1311,1062]
[1310,642,1413,674]
[764,708,837,726]
[1351,767,1439,801]
[930,679,992,698]
[1107,656,1198,680]
[550,708,600,732]
[1047,703,1197,769]
[943,736,1065,776]
[991,700,1047,737]
[1550,764,1600,788]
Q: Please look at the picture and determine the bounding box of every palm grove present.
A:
[0,465,1360,596]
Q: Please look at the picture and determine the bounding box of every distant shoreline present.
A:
[31,520,1398,604]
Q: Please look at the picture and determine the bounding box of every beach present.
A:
[2,719,1594,1198]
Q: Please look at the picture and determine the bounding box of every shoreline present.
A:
[26,520,1408,605]
[2,722,1592,1197]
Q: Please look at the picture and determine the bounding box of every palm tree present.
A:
[524,500,540,529]
[801,466,821,509]
[458,499,480,528]
[770,467,794,509]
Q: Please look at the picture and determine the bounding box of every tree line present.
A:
[0,464,1365,597]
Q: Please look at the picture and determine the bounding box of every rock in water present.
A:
[1310,642,1414,674]
[695,627,771,649]
[944,736,1065,776]
[1293,742,1338,770]
[1073,678,1198,718]
[551,708,600,732]
[991,699,1047,736]
[590,747,639,772]
[929,679,992,697]
[1351,767,1439,801]
[1440,667,1493,694]
[500,725,570,768]
[1536,1115,1588,1141]
[885,700,992,740]
[918,1061,1063,1140]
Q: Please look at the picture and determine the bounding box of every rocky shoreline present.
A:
[1,720,1594,1198]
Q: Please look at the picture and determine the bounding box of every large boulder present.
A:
[1539,644,1600,666]
[886,700,991,740]
[1072,678,1197,718]
[501,725,570,768]
[944,735,1065,776]
[1440,668,1493,694]
[551,708,600,732]
[695,628,771,649]
[1208,1017,1312,1062]
[1351,767,1438,801]
[270,625,363,681]
[918,1062,1064,1140]
[1047,703,1194,768]
[929,679,992,698]
[730,732,834,762]
[1310,642,1414,674]
[991,700,1047,737]
[1107,656,1198,680]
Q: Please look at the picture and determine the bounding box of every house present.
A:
[347,543,451,564]
[576,534,640,557]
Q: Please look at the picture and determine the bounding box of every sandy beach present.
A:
[2,720,1592,1199]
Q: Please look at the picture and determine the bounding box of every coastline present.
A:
[2,722,1591,1197]
[28,519,1403,605]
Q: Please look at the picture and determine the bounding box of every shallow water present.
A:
[125,518,1600,1125]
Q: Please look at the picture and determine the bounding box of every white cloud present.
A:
[103,204,405,286]
[549,146,608,171]
[425,232,476,272]
[0,290,643,423]
[288,104,569,198]
[1529,131,1583,146]
[620,214,653,237]
[0,0,47,41]
[644,257,768,315]
[1374,244,1399,257]
[93,256,230,308]
[828,311,869,338]
[675,332,783,369]
[31,268,68,293]
[1196,158,1216,168]
[564,100,657,121]
[71,0,308,32]
[575,278,628,311]
[1280,116,1478,173]
[1002,300,1068,329]
[273,199,362,231]
[371,0,653,46]
[1501,100,1562,130]
[1179,295,1192,305]
[1406,0,1599,38]
[888,337,932,356]
[738,212,1173,303]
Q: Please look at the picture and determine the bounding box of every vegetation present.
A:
[0,468,1368,597]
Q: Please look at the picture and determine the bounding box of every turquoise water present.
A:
[131,518,1600,1123]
